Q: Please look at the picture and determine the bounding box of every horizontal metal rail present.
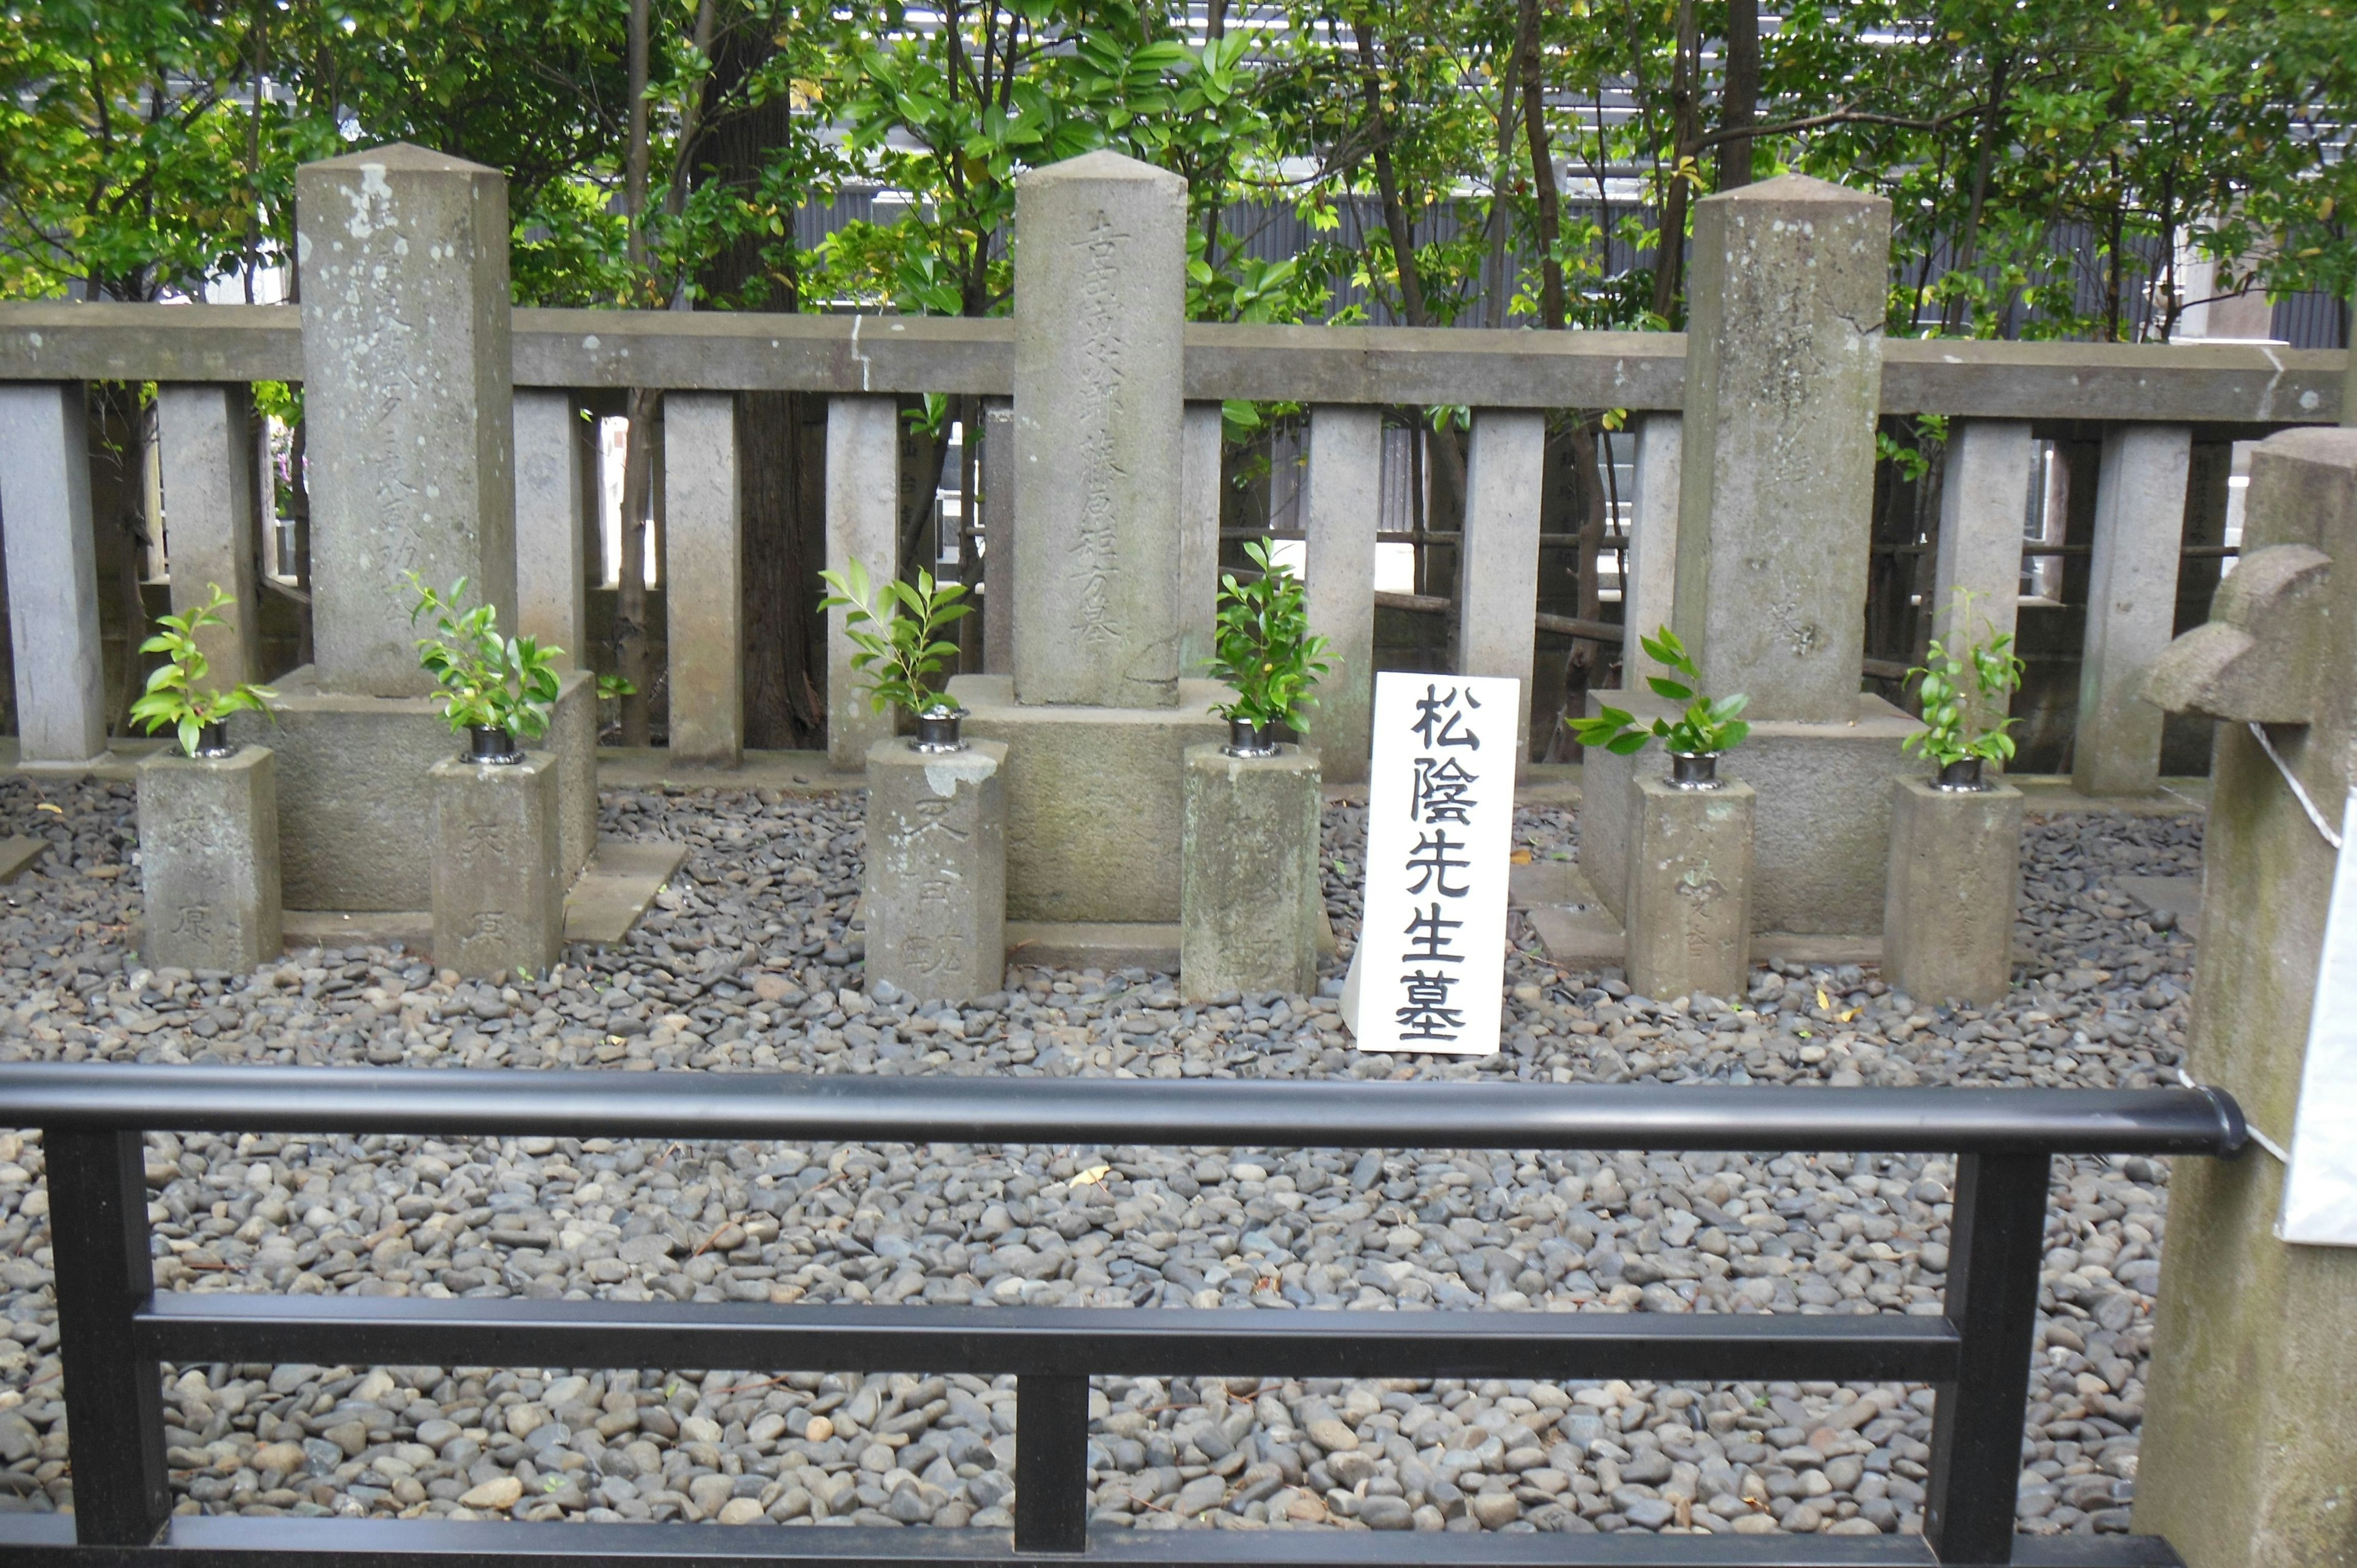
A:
[0,1064,2239,1568]
[0,1064,2247,1154]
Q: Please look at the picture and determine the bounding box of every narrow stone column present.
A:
[1624,413,1682,674]
[1181,743,1323,1002]
[826,396,900,770]
[513,389,586,668]
[664,393,741,766]
[0,384,107,764]
[1305,406,1381,784]
[1010,150,1188,708]
[1458,410,1546,762]
[863,736,1007,1003]
[430,752,563,978]
[1625,774,1754,1003]
[155,384,261,686]
[1881,776,2024,1006]
[2074,424,2191,797]
[1178,403,1224,681]
[137,747,282,971]
[296,144,514,696]
[1932,421,2034,665]
[980,400,1015,674]
[1674,175,1889,720]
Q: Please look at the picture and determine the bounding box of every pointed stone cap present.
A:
[303,141,504,179]
[1017,147,1185,197]
[1703,171,1887,209]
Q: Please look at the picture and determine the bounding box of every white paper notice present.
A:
[2282,789,2357,1245]
[1346,673,1519,1057]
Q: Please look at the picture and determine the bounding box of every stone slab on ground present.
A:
[0,838,46,883]
[2114,874,2203,939]
[1005,921,1183,972]
[564,838,691,946]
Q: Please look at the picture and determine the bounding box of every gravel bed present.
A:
[0,774,2199,1541]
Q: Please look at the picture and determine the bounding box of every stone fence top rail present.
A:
[0,301,2342,424]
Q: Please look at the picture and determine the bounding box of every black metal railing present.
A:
[0,1064,2245,1568]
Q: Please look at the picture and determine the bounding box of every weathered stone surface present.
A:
[1930,420,2035,702]
[548,669,595,884]
[664,392,741,767]
[2142,542,2330,724]
[137,746,282,971]
[980,400,1016,676]
[2138,425,2357,1568]
[0,383,107,764]
[1181,744,1322,1002]
[946,673,1225,924]
[1673,175,1890,722]
[297,144,515,697]
[1624,414,1681,679]
[1881,775,2023,1006]
[825,396,899,770]
[2075,424,2191,797]
[511,388,586,666]
[1624,773,1753,1002]
[863,738,1007,1004]
[430,751,562,978]
[1179,403,1224,681]
[156,383,263,686]
[1010,150,1187,709]
[1584,690,1921,937]
[1458,411,1546,762]
[1305,406,1380,784]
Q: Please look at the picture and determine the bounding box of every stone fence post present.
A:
[2074,425,2192,797]
[0,383,108,766]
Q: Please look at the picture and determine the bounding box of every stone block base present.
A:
[136,746,282,971]
[233,666,594,912]
[864,737,1007,1005]
[1883,775,2024,1005]
[1182,743,1322,1002]
[1625,774,1753,1002]
[946,674,1226,924]
[1584,691,1921,936]
[430,751,563,978]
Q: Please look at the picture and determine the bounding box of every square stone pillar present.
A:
[1624,413,1682,679]
[1179,403,1224,680]
[664,393,741,766]
[980,400,1015,676]
[863,737,1007,1004]
[137,747,282,971]
[0,383,107,765]
[1932,420,2034,657]
[1181,743,1323,1002]
[1458,410,1545,763]
[297,143,514,697]
[513,388,586,668]
[2074,424,2191,797]
[155,384,262,686]
[1010,150,1188,709]
[1673,174,1889,721]
[1306,406,1381,784]
[1881,776,2024,1006]
[1625,773,1754,1003]
[826,396,900,770]
[430,752,562,978]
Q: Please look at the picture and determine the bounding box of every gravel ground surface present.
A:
[0,774,2201,1541]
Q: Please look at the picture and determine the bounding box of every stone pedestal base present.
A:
[1181,743,1322,1002]
[430,752,563,978]
[137,746,282,970]
[864,737,1008,1004]
[1625,774,1754,1002]
[1883,776,2023,1005]
[1584,691,1921,936]
[946,674,1226,924]
[234,666,593,912]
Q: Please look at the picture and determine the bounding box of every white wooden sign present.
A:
[2282,789,2357,1245]
[1342,673,1519,1057]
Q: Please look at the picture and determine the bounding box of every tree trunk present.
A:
[1517,0,1565,329]
[1648,0,1701,325]
[1714,0,1759,191]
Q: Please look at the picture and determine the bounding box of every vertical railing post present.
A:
[2073,424,2191,798]
[0,382,109,767]
[825,395,901,770]
[1931,419,2035,693]
[664,392,744,767]
[1013,1373,1089,1553]
[155,382,263,687]
[980,400,1015,676]
[1305,405,1381,785]
[1178,403,1223,682]
[1624,412,1682,679]
[44,1127,168,1545]
[1923,1150,2051,1566]
[513,388,589,668]
[1458,409,1546,769]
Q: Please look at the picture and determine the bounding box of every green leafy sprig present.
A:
[1207,539,1330,733]
[1566,625,1751,757]
[816,558,971,720]
[404,574,562,742]
[1904,592,2026,769]
[130,584,276,758]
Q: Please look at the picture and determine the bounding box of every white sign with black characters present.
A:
[2282,790,2357,1246]
[1342,673,1519,1057]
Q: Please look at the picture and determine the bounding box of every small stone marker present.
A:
[1343,674,1519,1056]
[1625,773,1754,1003]
[137,747,283,971]
[863,738,1008,1005]
[1180,743,1323,1002]
[2283,789,2357,1245]
[430,752,562,978]
[1881,775,2024,1006]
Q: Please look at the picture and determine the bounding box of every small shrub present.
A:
[404,574,562,741]
[131,584,276,757]
[1208,539,1330,733]
[1905,590,2025,769]
[816,558,971,719]
[1566,625,1749,756]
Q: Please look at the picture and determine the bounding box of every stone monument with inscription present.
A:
[430,751,563,978]
[864,738,1008,1003]
[1583,174,1920,942]
[137,746,283,971]
[234,144,593,916]
[949,152,1224,965]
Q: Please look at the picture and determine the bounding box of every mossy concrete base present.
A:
[862,736,1007,1005]
[136,745,282,972]
[1624,773,1753,1002]
[429,751,563,978]
[1882,775,2023,1006]
[1180,743,1322,1002]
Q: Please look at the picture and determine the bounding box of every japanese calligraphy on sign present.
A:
[2282,790,2357,1246]
[1343,673,1519,1056]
